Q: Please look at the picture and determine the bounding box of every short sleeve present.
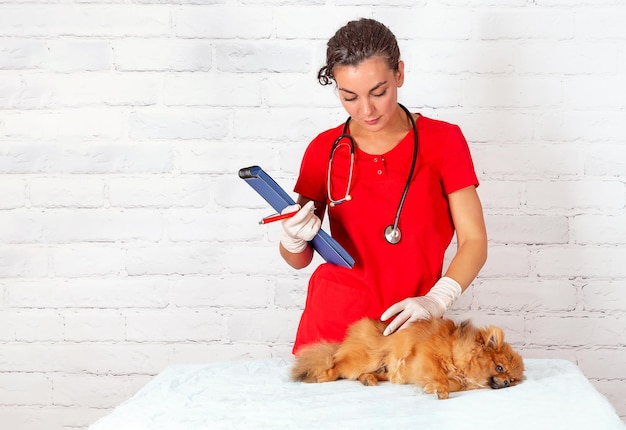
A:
[440,125,479,195]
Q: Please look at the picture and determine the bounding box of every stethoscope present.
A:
[327,103,418,245]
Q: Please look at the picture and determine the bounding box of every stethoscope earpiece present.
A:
[327,104,418,245]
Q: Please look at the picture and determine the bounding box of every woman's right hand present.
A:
[280,200,321,254]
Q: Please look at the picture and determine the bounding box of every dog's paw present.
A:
[358,373,379,386]
[436,390,450,400]
[424,383,450,399]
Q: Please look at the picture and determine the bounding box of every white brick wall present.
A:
[0,2,625,428]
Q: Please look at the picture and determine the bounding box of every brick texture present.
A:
[0,2,625,428]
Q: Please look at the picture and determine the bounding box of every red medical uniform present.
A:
[292,114,479,354]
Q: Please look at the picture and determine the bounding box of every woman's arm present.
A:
[443,185,488,290]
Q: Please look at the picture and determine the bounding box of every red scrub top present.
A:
[292,114,479,354]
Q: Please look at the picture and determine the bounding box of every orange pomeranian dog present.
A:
[291,317,524,399]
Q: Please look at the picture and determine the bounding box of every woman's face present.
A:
[333,56,404,133]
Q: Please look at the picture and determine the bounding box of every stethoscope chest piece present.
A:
[384,225,402,245]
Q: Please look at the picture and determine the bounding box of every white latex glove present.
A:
[380,276,462,336]
[280,201,321,254]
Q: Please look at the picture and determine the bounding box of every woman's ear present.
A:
[396,61,405,87]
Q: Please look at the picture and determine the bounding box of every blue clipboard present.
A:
[239,165,355,269]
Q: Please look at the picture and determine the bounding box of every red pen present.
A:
[258,211,298,225]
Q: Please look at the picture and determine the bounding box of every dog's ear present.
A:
[480,327,504,350]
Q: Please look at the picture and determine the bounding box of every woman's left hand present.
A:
[380,296,444,336]
[380,277,462,336]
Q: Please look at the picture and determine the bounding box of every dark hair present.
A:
[317,18,401,86]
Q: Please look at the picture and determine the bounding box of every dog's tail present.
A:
[291,342,340,383]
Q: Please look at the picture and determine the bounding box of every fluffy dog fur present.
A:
[292,317,524,399]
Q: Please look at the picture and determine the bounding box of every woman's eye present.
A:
[343,97,357,102]
[373,90,387,97]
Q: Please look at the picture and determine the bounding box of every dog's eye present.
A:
[496,365,504,373]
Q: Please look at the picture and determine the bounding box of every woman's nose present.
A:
[361,99,373,116]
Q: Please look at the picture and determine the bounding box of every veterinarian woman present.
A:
[280,18,488,354]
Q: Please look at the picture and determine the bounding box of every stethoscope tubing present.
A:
[390,104,418,234]
[327,103,418,244]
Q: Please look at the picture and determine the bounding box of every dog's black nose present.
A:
[504,380,510,387]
